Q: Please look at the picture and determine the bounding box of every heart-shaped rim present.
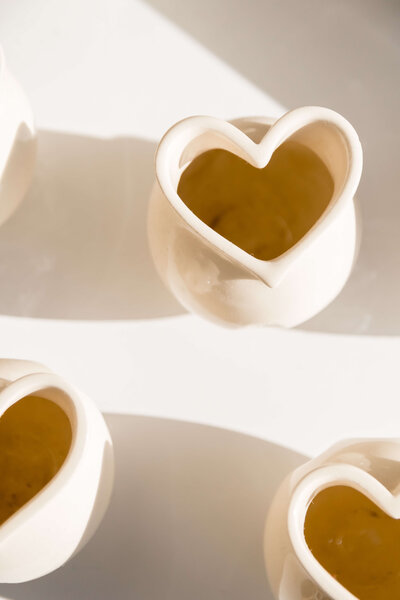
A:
[0,372,87,541]
[155,106,363,287]
[288,462,400,599]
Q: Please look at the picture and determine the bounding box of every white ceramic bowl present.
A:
[148,107,362,328]
[265,438,400,599]
[0,359,114,583]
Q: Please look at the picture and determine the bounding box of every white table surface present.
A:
[0,0,399,598]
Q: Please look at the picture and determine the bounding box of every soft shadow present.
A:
[0,415,306,600]
[0,130,183,319]
[145,0,400,335]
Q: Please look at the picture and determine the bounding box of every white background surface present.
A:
[0,0,399,598]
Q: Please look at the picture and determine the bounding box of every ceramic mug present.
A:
[0,46,36,226]
[0,359,113,583]
[148,107,362,327]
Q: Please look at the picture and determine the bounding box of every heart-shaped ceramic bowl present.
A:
[148,107,362,327]
[264,439,400,600]
[0,359,113,583]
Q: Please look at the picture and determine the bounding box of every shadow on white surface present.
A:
[145,0,400,336]
[0,415,306,600]
[0,130,183,320]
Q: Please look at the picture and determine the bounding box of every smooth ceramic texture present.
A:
[0,46,36,226]
[264,438,400,600]
[148,107,363,327]
[0,358,114,583]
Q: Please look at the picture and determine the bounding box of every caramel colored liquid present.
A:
[178,144,334,260]
[304,486,400,600]
[0,396,72,525]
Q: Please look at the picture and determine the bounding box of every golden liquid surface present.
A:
[0,396,72,526]
[178,144,334,261]
[304,485,400,600]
